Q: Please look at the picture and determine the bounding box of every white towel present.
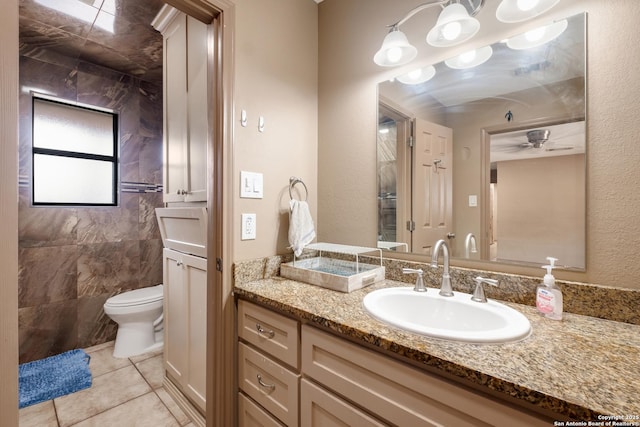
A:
[288,199,316,257]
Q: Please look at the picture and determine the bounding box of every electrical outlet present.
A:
[241,213,256,240]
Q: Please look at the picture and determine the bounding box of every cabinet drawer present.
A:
[239,342,300,426]
[238,300,299,369]
[302,325,549,427]
[239,392,285,427]
[300,379,386,427]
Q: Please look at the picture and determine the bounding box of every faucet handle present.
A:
[403,268,427,292]
[471,276,498,303]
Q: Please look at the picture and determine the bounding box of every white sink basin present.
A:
[363,287,531,343]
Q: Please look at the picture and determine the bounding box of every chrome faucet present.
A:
[471,276,498,303]
[464,233,478,258]
[402,268,426,292]
[430,239,453,296]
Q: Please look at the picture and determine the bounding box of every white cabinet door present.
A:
[161,11,209,203]
[163,248,207,412]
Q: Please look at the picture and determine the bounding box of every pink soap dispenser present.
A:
[536,257,563,320]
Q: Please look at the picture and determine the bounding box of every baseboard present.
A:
[163,376,205,427]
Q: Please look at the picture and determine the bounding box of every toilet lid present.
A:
[106,285,163,307]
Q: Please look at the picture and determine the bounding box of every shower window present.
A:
[32,96,118,206]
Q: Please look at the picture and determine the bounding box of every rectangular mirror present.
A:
[377,13,586,270]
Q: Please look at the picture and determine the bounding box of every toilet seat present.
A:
[105,285,163,307]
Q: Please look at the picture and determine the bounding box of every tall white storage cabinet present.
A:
[156,207,208,416]
[156,7,209,203]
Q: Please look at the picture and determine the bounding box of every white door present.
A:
[412,119,453,255]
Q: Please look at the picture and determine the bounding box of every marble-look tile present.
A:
[139,80,162,138]
[77,194,139,244]
[155,387,191,426]
[71,391,180,427]
[19,400,58,427]
[139,193,162,240]
[18,205,78,248]
[77,61,137,111]
[18,245,78,307]
[140,239,163,287]
[77,241,140,297]
[77,295,118,350]
[84,343,131,377]
[19,0,96,39]
[110,0,165,27]
[135,354,164,389]
[120,132,142,183]
[54,364,152,427]
[139,135,163,184]
[19,300,78,363]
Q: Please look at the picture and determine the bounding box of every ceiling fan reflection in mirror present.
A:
[490,121,585,162]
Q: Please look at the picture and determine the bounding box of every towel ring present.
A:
[289,176,308,201]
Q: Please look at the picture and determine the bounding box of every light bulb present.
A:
[386,47,403,64]
[442,21,462,41]
[516,0,539,12]
[525,26,546,42]
[408,69,423,79]
[459,50,477,64]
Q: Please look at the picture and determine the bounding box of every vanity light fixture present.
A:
[444,45,493,69]
[373,0,483,67]
[496,0,561,23]
[506,19,568,49]
[396,65,437,85]
[426,3,480,48]
[373,0,562,68]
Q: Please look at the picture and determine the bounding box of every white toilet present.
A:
[103,284,164,358]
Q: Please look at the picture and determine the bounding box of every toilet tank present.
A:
[155,207,207,258]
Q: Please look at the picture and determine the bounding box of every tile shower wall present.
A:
[18,51,164,363]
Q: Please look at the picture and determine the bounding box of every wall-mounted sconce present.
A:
[373,0,561,67]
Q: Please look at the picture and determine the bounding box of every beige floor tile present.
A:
[71,392,180,427]
[84,341,115,354]
[135,354,165,389]
[129,346,164,364]
[86,345,132,377]
[19,400,58,427]
[54,365,152,427]
[155,387,191,426]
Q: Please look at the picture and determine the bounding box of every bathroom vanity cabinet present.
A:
[163,248,207,413]
[236,299,550,426]
[155,7,208,203]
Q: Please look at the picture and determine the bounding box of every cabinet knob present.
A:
[176,260,183,266]
[255,323,275,339]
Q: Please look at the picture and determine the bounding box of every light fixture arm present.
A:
[388,0,484,29]
[388,0,448,29]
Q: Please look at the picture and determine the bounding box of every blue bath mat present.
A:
[19,349,92,408]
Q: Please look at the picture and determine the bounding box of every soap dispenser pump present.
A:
[536,257,563,320]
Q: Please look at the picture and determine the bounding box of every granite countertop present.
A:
[234,277,640,422]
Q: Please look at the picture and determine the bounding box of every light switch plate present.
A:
[241,213,256,240]
[240,171,263,199]
[468,195,478,207]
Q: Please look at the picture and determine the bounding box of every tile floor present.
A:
[19,341,194,427]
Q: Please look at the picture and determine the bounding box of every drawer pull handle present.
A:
[256,323,275,339]
[256,374,275,391]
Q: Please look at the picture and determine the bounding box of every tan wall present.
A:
[496,154,585,267]
[232,0,318,261]
[318,0,640,288]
